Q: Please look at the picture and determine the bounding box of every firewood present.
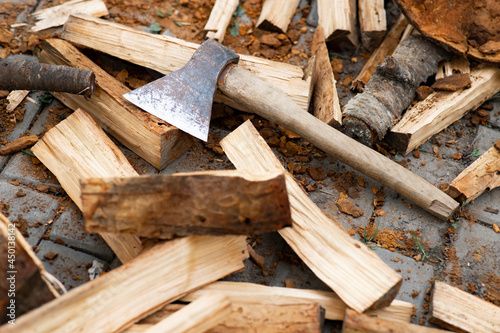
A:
[32,109,143,263]
[61,14,312,113]
[436,55,470,80]
[39,38,191,169]
[430,281,500,333]
[388,66,500,155]
[0,213,59,324]
[0,58,96,99]
[256,0,300,33]
[204,0,239,43]
[311,26,342,127]
[81,170,291,238]
[220,121,402,313]
[317,0,358,48]
[6,90,29,112]
[181,281,415,322]
[143,294,231,333]
[358,0,387,50]
[0,135,38,155]
[343,309,450,333]
[129,302,324,333]
[31,0,108,32]
[447,142,500,204]
[344,35,448,145]
[351,15,408,92]
[0,235,248,333]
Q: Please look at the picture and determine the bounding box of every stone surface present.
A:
[472,125,500,156]
[466,188,500,227]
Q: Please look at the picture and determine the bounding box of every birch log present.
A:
[358,0,387,50]
[204,0,239,43]
[220,120,402,313]
[256,0,300,33]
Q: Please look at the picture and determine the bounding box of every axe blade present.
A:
[123,39,239,141]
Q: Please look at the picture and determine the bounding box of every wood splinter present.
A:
[204,0,239,43]
[82,170,291,238]
[0,135,38,155]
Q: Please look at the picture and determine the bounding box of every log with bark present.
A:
[181,281,415,322]
[430,280,500,333]
[0,235,248,333]
[39,38,192,169]
[0,58,96,99]
[387,66,500,154]
[220,120,402,313]
[81,170,291,238]
[317,0,358,49]
[60,14,312,113]
[343,35,449,146]
[32,108,143,263]
[0,213,60,324]
[352,15,408,92]
[358,0,387,50]
[204,0,239,43]
[446,140,500,204]
[256,0,300,33]
[310,26,342,127]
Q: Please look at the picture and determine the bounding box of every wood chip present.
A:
[431,73,472,91]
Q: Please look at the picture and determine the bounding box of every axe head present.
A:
[123,39,239,141]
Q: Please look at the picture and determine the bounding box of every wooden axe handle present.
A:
[219,66,459,220]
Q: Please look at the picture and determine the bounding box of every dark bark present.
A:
[343,35,449,145]
[0,59,95,99]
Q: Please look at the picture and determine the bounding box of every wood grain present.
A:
[317,0,358,48]
[204,0,239,42]
[256,0,300,33]
[358,0,387,50]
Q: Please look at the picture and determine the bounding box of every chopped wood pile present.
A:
[1,0,500,332]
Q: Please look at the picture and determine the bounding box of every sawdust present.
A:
[356,224,415,251]
[482,273,500,306]
[444,246,463,286]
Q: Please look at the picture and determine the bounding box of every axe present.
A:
[124,39,458,220]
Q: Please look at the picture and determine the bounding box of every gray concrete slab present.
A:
[465,188,500,227]
[472,125,500,156]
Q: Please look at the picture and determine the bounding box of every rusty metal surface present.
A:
[124,39,239,141]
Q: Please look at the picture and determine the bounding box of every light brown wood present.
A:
[82,170,291,238]
[436,55,470,80]
[181,281,414,322]
[430,280,500,333]
[256,0,300,33]
[388,66,500,155]
[220,67,458,220]
[447,143,500,204]
[6,90,29,112]
[352,15,408,91]
[32,109,143,263]
[31,0,108,32]
[204,0,239,43]
[311,26,342,127]
[39,38,191,170]
[317,0,358,47]
[220,120,403,313]
[343,309,450,333]
[0,135,38,155]
[61,14,312,113]
[358,0,387,50]
[0,213,59,324]
[144,294,231,333]
[131,302,324,333]
[0,235,247,333]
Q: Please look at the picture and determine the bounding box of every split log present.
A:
[388,66,500,155]
[351,15,408,92]
[0,212,59,324]
[343,309,450,333]
[344,35,449,145]
[31,0,108,32]
[311,26,342,127]
[358,0,387,50]
[0,135,38,155]
[39,38,191,169]
[220,121,402,313]
[430,280,500,333]
[32,109,143,263]
[317,0,358,48]
[181,281,415,322]
[143,294,231,333]
[0,59,96,99]
[204,0,239,43]
[446,141,500,204]
[81,170,291,238]
[6,90,29,113]
[0,235,248,333]
[436,55,470,80]
[131,302,324,333]
[256,0,300,33]
[61,14,312,113]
